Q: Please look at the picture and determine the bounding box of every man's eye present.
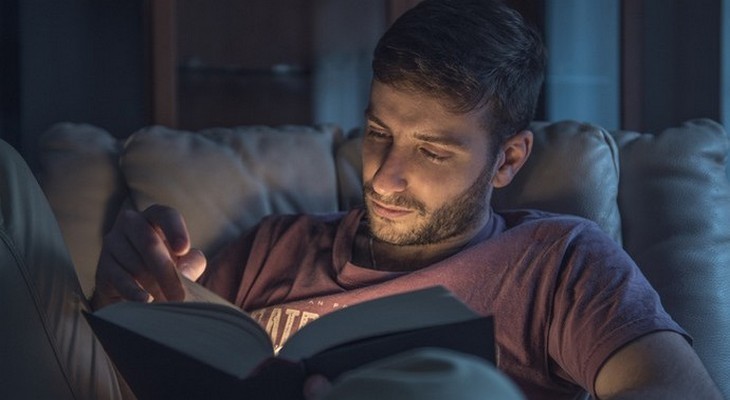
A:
[420,148,448,162]
[367,130,391,140]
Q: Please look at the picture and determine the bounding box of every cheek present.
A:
[414,169,468,204]
[416,156,492,207]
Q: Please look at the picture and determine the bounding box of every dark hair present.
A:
[372,0,546,143]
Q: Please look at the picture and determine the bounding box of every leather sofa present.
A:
[6,118,729,398]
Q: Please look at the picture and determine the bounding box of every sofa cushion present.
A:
[492,120,622,242]
[120,124,343,257]
[335,129,364,210]
[37,123,127,296]
[612,118,730,391]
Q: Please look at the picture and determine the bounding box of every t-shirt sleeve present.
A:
[546,222,689,397]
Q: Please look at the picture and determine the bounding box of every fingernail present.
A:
[173,237,188,252]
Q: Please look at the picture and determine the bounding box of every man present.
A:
[91,0,721,399]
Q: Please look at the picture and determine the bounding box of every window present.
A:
[544,1,620,130]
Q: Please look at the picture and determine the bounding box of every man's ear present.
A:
[491,130,532,188]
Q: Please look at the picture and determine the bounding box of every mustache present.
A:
[362,183,427,215]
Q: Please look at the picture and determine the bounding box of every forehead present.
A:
[366,80,492,147]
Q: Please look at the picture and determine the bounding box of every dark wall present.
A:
[641,0,721,133]
[0,1,725,168]
[0,0,21,151]
[1,0,147,168]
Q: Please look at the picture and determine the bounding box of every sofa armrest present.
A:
[613,119,730,396]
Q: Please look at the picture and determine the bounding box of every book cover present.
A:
[86,285,495,400]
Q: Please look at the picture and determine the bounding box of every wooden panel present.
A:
[176,0,311,69]
[146,0,178,127]
[620,0,644,131]
[175,0,313,128]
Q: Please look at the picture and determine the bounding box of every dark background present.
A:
[0,0,724,169]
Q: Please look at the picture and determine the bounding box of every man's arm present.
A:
[594,330,722,399]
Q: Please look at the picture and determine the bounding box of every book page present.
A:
[92,301,274,379]
[278,286,480,360]
[181,276,238,308]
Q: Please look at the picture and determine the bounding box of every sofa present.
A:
[8,118,730,398]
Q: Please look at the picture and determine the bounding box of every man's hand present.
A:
[91,204,207,309]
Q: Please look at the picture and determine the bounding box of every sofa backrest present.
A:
[36,119,730,397]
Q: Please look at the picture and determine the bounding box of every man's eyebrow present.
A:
[364,110,390,130]
[412,132,468,148]
[364,109,468,149]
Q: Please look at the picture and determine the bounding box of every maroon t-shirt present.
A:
[199,207,686,399]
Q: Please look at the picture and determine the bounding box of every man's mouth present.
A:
[369,199,414,219]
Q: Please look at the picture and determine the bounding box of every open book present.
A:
[86,284,495,400]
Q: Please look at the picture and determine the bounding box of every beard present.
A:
[363,162,494,246]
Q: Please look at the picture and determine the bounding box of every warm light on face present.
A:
[361,81,497,246]
[363,163,494,246]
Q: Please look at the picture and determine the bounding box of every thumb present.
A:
[177,248,207,281]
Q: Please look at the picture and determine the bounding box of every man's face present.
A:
[362,81,498,246]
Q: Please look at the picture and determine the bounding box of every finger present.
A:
[177,248,207,281]
[122,209,185,301]
[96,225,159,303]
[106,260,152,303]
[95,250,150,303]
[105,229,166,301]
[142,204,192,256]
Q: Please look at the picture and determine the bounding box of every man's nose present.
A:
[371,145,409,196]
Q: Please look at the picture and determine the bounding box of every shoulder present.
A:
[487,208,635,292]
[495,208,612,245]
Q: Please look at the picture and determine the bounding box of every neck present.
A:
[354,213,490,271]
